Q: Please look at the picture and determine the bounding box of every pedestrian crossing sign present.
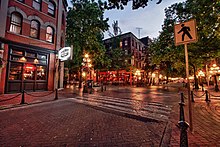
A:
[174,19,198,46]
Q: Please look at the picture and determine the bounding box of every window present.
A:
[17,0,24,3]
[9,62,22,80]
[37,66,47,80]
[124,40,128,46]
[46,26,54,43]
[48,1,55,16]
[33,0,41,11]
[30,20,40,38]
[24,64,35,80]
[10,12,22,34]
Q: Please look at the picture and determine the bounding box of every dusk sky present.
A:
[67,0,186,39]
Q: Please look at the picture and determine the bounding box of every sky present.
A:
[67,0,186,39]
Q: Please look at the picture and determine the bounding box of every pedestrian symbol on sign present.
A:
[178,24,192,41]
[174,19,197,46]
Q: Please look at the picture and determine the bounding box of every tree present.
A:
[102,0,162,10]
[66,0,109,87]
[149,0,220,87]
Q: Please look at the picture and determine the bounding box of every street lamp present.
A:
[81,53,92,92]
[198,70,205,84]
[209,64,220,92]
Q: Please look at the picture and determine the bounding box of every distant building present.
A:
[102,32,152,84]
[0,0,68,93]
[103,32,151,70]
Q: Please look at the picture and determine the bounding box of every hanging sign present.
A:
[58,47,72,61]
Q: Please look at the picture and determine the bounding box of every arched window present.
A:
[46,26,54,43]
[10,12,22,34]
[30,20,40,39]
[48,1,55,16]
[33,0,41,11]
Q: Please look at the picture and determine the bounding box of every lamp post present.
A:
[198,70,205,84]
[210,64,220,92]
[82,53,92,92]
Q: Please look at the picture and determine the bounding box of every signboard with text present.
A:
[174,19,198,46]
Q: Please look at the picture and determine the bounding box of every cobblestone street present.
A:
[0,99,166,146]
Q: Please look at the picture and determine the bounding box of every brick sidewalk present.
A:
[169,98,220,146]
[0,88,79,109]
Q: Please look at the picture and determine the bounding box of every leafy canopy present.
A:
[66,0,109,72]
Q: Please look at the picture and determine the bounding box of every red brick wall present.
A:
[0,44,9,94]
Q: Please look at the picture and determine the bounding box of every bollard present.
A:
[20,90,25,104]
[179,102,185,122]
[191,91,195,102]
[205,90,210,102]
[178,94,189,147]
[178,120,189,147]
[54,89,58,100]
[104,85,106,91]
[101,85,103,92]
[181,93,184,103]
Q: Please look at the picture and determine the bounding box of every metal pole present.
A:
[184,43,193,132]
[191,91,195,102]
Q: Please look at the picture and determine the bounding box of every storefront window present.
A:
[37,66,46,80]
[9,62,22,80]
[24,64,35,80]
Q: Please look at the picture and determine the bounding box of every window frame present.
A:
[46,26,54,43]
[30,20,40,39]
[17,0,24,3]
[33,0,42,11]
[48,0,55,17]
[9,12,22,34]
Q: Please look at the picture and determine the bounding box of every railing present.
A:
[191,90,220,102]
[0,89,58,106]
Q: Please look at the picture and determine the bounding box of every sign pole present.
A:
[184,43,193,132]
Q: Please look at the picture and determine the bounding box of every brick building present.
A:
[0,0,68,93]
[102,32,151,84]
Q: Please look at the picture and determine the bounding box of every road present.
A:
[0,86,181,146]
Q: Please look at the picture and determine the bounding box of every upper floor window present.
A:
[124,40,128,46]
[46,26,54,43]
[30,20,40,39]
[48,1,55,16]
[17,0,24,3]
[33,0,41,11]
[10,12,22,34]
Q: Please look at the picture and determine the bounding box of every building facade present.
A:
[102,32,151,84]
[0,0,67,93]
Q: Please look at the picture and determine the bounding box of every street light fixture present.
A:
[209,64,220,92]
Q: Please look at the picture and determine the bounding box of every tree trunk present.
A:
[192,65,199,89]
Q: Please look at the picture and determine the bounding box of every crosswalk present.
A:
[69,94,173,122]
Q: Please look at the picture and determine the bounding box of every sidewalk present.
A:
[168,90,220,146]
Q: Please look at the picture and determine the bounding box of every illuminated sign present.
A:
[58,47,72,61]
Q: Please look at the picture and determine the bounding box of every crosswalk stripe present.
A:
[70,95,172,122]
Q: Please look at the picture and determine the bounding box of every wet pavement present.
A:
[0,85,220,146]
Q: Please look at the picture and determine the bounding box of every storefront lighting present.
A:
[19,57,26,62]
[34,59,39,64]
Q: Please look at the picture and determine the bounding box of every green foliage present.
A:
[102,0,162,10]
[66,0,109,72]
[150,0,220,78]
